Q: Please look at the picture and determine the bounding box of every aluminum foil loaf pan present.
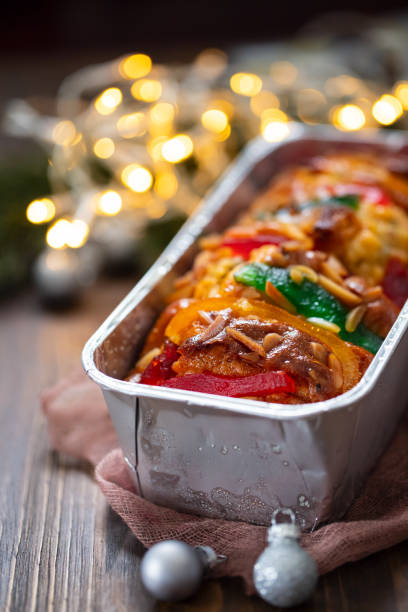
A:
[83,125,408,530]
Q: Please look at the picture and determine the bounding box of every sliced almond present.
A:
[345,305,367,333]
[263,332,283,352]
[320,258,345,285]
[136,347,161,371]
[197,310,214,325]
[328,353,343,390]
[318,274,362,307]
[225,327,266,357]
[289,264,318,284]
[324,254,347,277]
[310,342,328,364]
[265,280,297,314]
[307,317,341,334]
[196,314,227,342]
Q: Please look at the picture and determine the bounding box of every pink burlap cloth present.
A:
[41,370,408,594]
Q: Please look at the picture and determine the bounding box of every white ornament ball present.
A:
[141,540,204,601]
[253,522,318,608]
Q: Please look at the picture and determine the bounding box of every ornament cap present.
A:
[268,522,300,541]
[194,545,227,570]
[267,507,300,541]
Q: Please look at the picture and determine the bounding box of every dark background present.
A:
[1,0,407,104]
[2,0,408,56]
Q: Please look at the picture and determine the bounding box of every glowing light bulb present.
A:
[230,73,262,96]
[66,220,89,248]
[119,53,152,79]
[46,219,72,249]
[26,198,56,224]
[94,88,123,115]
[131,79,162,102]
[333,104,366,131]
[372,95,403,125]
[161,135,193,163]
[121,164,153,192]
[201,109,229,133]
[52,120,77,146]
[98,190,123,215]
[93,137,115,159]
[394,82,408,110]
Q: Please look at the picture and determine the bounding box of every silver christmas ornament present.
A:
[34,249,82,303]
[140,540,226,602]
[253,508,318,608]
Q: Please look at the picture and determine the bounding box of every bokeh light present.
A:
[201,109,229,133]
[131,79,162,102]
[119,53,152,79]
[250,91,280,116]
[154,172,178,199]
[26,198,56,224]
[52,120,77,146]
[161,134,193,163]
[230,73,262,97]
[394,82,408,110]
[46,219,72,249]
[147,200,167,219]
[194,48,228,79]
[121,164,153,192]
[269,62,298,86]
[261,121,290,142]
[117,112,147,138]
[66,219,89,248]
[93,137,115,159]
[332,104,366,131]
[149,102,175,125]
[372,95,403,125]
[324,75,361,97]
[97,190,123,215]
[94,88,123,115]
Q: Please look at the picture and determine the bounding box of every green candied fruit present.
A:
[234,263,382,354]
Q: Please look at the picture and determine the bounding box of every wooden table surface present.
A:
[1,278,408,612]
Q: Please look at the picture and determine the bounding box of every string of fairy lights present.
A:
[4,45,408,298]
